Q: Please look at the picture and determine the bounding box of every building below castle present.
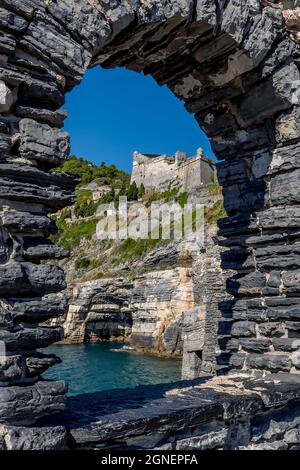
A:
[131,148,217,193]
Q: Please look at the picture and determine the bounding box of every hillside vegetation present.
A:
[51,155,225,281]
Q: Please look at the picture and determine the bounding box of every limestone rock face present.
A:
[19,118,70,167]
[0,424,67,450]
[61,278,133,344]
[130,267,195,352]
[60,266,195,354]
[59,226,227,362]
[0,81,14,113]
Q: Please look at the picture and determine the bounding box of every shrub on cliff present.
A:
[126,182,139,201]
[53,155,130,189]
[75,257,91,270]
[138,183,146,199]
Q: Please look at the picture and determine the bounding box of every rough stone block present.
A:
[259,323,285,338]
[0,210,57,235]
[176,427,228,450]
[276,107,300,143]
[25,353,61,378]
[0,380,67,424]
[0,424,67,450]
[0,326,63,351]
[0,262,66,296]
[227,272,266,297]
[0,164,79,209]
[0,355,23,383]
[19,118,70,167]
[0,80,14,113]
[284,428,300,444]
[226,338,271,353]
[231,321,256,338]
[247,353,292,372]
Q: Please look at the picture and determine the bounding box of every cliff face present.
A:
[48,166,225,358]
[58,259,196,355]
[53,220,228,365]
[59,278,133,344]
[130,267,195,354]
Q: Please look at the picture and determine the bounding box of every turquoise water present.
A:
[43,343,182,396]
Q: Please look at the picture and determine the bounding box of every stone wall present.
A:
[182,224,231,378]
[60,374,300,451]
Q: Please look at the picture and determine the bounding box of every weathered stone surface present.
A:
[176,426,228,450]
[0,262,66,296]
[131,268,195,351]
[246,354,292,372]
[59,374,300,450]
[231,321,256,338]
[25,353,61,378]
[0,31,16,55]
[0,209,57,235]
[0,355,23,383]
[47,0,111,52]
[0,8,28,34]
[0,380,67,424]
[22,237,69,260]
[0,326,63,351]
[0,80,14,112]
[0,226,12,264]
[226,338,271,353]
[0,0,45,20]
[0,63,65,108]
[0,302,13,328]
[15,106,68,128]
[0,424,67,450]
[0,164,79,209]
[19,118,70,167]
[284,428,300,444]
[9,293,68,323]
[19,11,92,86]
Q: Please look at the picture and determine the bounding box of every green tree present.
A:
[138,183,146,199]
[100,188,115,204]
[127,182,139,201]
[75,257,90,271]
[53,156,130,188]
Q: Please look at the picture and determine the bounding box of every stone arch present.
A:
[0,0,300,447]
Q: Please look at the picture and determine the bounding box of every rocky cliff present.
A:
[48,152,226,361]
[59,266,195,354]
[52,216,227,372]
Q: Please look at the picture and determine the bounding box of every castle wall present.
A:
[201,158,217,184]
[131,152,216,194]
[131,154,180,192]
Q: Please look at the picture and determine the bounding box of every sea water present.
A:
[43,343,182,396]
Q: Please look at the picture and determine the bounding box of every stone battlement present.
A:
[131,148,217,193]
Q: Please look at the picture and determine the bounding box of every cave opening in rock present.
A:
[46,64,216,388]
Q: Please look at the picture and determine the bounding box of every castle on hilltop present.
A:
[131,148,217,193]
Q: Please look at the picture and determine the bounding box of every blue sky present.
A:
[63,66,214,173]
